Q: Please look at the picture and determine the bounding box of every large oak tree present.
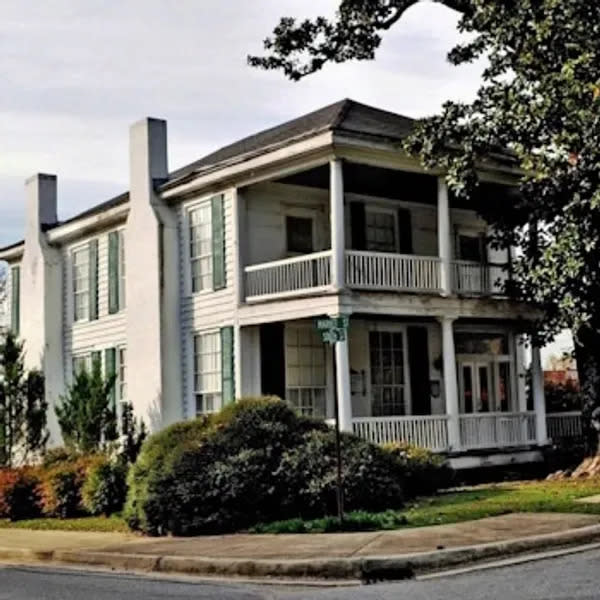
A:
[250,0,600,453]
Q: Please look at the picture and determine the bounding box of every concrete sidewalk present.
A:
[1,513,599,580]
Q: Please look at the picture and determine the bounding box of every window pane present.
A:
[194,332,222,415]
[189,203,213,293]
[286,216,314,254]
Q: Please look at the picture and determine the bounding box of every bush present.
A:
[383,441,454,497]
[0,467,41,521]
[126,397,408,536]
[41,446,82,469]
[82,457,127,516]
[38,457,95,518]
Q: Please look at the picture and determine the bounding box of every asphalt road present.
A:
[3,548,600,600]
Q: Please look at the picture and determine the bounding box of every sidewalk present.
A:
[1,513,599,580]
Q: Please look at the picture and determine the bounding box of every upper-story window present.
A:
[189,202,213,293]
[72,246,90,322]
[365,207,398,253]
[457,233,485,263]
[286,216,314,254]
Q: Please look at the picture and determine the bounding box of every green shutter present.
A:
[221,326,235,404]
[88,239,99,320]
[10,266,20,336]
[212,194,226,290]
[108,231,120,314]
[105,347,117,410]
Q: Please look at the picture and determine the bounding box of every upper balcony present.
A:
[239,160,513,304]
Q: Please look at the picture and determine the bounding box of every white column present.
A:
[531,344,549,444]
[234,324,242,400]
[335,338,353,432]
[232,187,246,306]
[330,159,345,291]
[440,316,461,450]
[438,177,453,296]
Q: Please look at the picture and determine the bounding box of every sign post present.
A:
[316,314,350,525]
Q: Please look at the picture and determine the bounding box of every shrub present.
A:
[0,467,41,521]
[82,456,127,516]
[126,397,407,536]
[38,457,95,518]
[383,441,454,497]
[42,446,82,469]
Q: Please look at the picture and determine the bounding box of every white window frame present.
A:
[367,323,411,416]
[193,330,222,415]
[365,205,399,253]
[284,323,328,418]
[187,200,213,295]
[72,245,90,323]
[283,206,319,257]
[72,354,91,379]
[117,346,127,404]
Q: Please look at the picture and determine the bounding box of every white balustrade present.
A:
[452,261,509,296]
[546,411,583,441]
[346,251,441,292]
[459,412,536,450]
[244,250,332,301]
[352,415,450,452]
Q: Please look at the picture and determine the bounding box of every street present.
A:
[2,548,600,600]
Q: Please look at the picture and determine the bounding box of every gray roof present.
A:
[1,99,415,251]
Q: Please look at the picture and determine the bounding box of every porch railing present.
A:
[452,261,509,296]
[546,411,583,442]
[352,415,450,452]
[244,250,332,301]
[346,251,442,293]
[459,412,536,450]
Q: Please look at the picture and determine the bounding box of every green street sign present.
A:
[320,328,346,344]
[316,315,350,345]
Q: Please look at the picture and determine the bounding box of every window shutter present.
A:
[212,195,226,290]
[398,208,413,254]
[10,266,20,336]
[221,326,235,404]
[105,347,117,410]
[108,231,119,314]
[407,327,431,415]
[88,239,99,320]
[350,202,366,250]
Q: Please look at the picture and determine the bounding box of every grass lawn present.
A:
[251,478,600,534]
[0,515,129,533]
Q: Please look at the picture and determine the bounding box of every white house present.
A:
[0,99,566,469]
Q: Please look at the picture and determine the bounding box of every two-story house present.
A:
[0,99,558,469]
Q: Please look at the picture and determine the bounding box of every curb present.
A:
[3,524,600,582]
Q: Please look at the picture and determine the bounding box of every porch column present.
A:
[531,344,549,444]
[330,159,345,291]
[335,337,353,432]
[440,316,461,450]
[438,177,453,296]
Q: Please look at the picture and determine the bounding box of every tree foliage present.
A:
[252,0,600,451]
[0,332,48,466]
[55,358,117,453]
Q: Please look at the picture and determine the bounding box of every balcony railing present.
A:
[346,251,442,293]
[352,415,450,452]
[547,411,583,442]
[244,250,332,301]
[459,412,536,450]
[452,261,509,296]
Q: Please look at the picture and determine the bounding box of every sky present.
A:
[0,0,572,358]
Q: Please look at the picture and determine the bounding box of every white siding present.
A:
[62,227,127,379]
[179,190,236,418]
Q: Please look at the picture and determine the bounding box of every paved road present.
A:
[3,548,600,600]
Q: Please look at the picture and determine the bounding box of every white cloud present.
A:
[0,0,482,241]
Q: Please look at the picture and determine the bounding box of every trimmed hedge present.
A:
[0,468,41,521]
[125,398,408,536]
[82,457,127,516]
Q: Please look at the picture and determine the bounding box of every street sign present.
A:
[320,328,346,344]
[316,314,350,345]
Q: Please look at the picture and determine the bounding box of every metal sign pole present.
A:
[331,343,344,525]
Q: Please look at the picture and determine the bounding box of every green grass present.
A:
[251,478,600,534]
[0,515,129,533]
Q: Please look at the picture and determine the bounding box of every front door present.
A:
[459,361,493,413]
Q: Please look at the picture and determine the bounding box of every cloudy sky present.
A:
[0,0,487,245]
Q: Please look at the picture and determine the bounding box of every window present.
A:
[119,231,126,309]
[370,331,407,416]
[285,326,327,418]
[118,348,127,403]
[72,247,90,322]
[366,208,397,253]
[286,216,314,254]
[455,332,509,356]
[72,355,89,376]
[189,203,213,293]
[458,234,484,262]
[194,332,222,415]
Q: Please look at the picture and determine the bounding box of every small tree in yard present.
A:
[55,358,118,453]
[119,402,147,465]
[0,331,48,467]
[251,2,600,465]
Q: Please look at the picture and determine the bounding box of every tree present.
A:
[251,1,600,454]
[119,402,147,465]
[55,358,118,453]
[0,332,48,466]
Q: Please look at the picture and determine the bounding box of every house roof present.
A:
[0,99,416,253]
